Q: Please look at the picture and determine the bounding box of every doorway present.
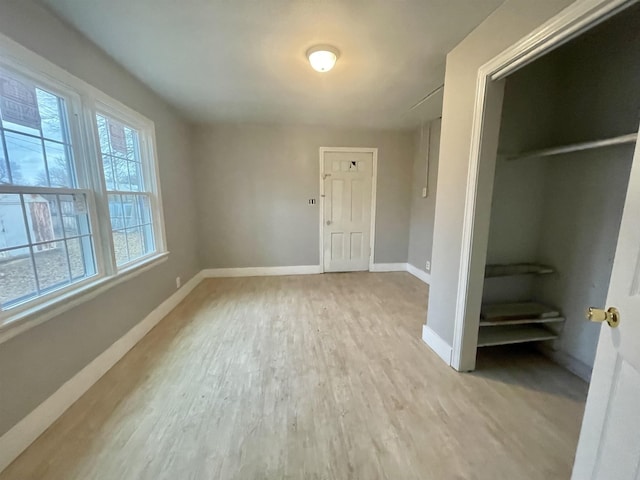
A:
[319,147,377,273]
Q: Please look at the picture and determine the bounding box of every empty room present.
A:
[0,0,639,479]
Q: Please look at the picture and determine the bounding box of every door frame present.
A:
[319,147,378,273]
[451,0,636,371]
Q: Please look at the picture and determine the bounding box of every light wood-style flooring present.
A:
[1,272,588,479]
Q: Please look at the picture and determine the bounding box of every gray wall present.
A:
[407,118,440,273]
[536,147,633,374]
[193,123,414,268]
[427,0,574,349]
[0,0,199,436]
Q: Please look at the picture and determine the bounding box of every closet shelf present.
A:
[480,316,564,327]
[481,302,561,321]
[477,325,558,347]
[478,302,564,346]
[504,132,637,161]
[485,263,554,278]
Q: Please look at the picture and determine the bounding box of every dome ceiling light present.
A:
[306,45,340,73]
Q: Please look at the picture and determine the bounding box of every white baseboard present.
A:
[201,265,322,278]
[203,263,427,277]
[0,271,204,474]
[422,324,452,365]
[369,262,407,272]
[406,263,431,284]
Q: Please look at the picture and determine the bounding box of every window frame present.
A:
[0,33,169,340]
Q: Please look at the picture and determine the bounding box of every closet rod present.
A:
[507,133,637,161]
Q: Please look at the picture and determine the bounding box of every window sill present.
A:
[0,251,170,345]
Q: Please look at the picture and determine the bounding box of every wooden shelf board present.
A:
[477,325,558,347]
[481,302,561,322]
[484,263,555,278]
[480,316,565,327]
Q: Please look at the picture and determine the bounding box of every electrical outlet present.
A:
[425,261,431,272]
[176,276,181,289]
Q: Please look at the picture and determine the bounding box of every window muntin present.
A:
[96,114,156,267]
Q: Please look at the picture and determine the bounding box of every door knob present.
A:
[586,307,620,328]
[326,220,332,226]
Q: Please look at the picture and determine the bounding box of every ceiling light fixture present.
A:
[306,45,340,73]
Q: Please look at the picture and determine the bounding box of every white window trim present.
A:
[0,32,169,342]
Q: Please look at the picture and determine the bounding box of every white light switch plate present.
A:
[421,187,428,198]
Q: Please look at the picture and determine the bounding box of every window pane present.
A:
[0,72,42,136]
[113,156,131,191]
[139,196,152,224]
[126,226,143,260]
[5,131,47,186]
[59,194,91,237]
[37,89,64,142]
[33,240,70,291]
[113,230,128,266]
[124,126,138,161]
[96,114,111,156]
[0,194,29,249]
[108,194,124,230]
[67,235,95,280]
[1,69,75,189]
[122,194,141,227]
[102,155,115,190]
[142,223,155,253]
[44,140,72,187]
[128,160,142,192]
[0,155,9,184]
[0,246,37,307]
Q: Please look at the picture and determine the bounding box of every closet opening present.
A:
[470,2,640,382]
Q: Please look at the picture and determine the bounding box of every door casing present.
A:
[319,147,378,273]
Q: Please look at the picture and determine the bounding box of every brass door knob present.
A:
[586,307,620,328]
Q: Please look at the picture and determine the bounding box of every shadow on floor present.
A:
[470,344,589,402]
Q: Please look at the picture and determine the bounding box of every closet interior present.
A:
[477,4,640,381]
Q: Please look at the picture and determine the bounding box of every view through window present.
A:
[0,70,96,309]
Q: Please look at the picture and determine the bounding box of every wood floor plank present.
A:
[0,272,588,479]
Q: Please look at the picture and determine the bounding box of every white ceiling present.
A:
[41,0,504,129]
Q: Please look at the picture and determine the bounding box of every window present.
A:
[0,50,166,325]
[96,114,155,266]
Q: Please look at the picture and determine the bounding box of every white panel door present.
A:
[322,151,373,272]
[572,130,640,479]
